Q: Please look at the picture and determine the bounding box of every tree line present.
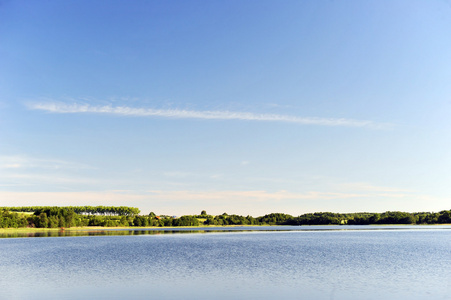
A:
[1,206,140,216]
[0,207,450,229]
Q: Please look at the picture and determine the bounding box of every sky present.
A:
[1,0,450,216]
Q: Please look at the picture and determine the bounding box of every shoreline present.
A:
[1,223,450,235]
[0,224,271,233]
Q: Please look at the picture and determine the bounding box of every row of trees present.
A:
[0,210,29,228]
[2,206,140,216]
[0,207,450,229]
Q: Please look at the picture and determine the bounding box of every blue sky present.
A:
[1,0,450,215]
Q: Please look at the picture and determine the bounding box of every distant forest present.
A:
[0,206,450,229]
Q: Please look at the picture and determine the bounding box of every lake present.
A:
[0,226,450,300]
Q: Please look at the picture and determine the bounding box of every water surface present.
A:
[0,226,450,299]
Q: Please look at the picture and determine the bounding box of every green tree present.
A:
[173,215,199,226]
[37,213,49,228]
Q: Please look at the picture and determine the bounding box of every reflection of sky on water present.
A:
[0,229,450,299]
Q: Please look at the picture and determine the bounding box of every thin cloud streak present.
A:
[0,155,94,171]
[27,102,389,128]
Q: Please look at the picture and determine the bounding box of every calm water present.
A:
[0,226,450,300]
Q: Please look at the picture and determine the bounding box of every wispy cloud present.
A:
[0,191,147,207]
[144,189,362,201]
[0,155,94,171]
[0,155,98,190]
[163,171,193,178]
[27,102,389,129]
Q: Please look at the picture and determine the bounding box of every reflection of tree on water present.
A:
[2,225,450,239]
